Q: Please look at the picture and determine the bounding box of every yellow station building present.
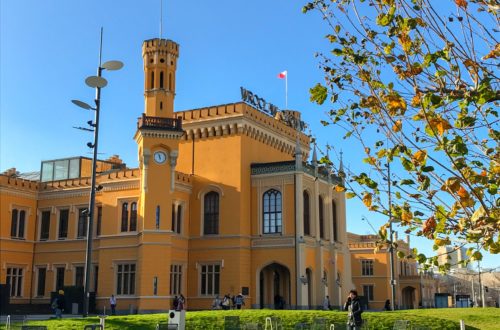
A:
[1,36,355,312]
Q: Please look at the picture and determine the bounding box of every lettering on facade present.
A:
[240,87,306,132]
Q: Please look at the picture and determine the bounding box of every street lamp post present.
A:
[72,28,122,317]
[387,160,397,310]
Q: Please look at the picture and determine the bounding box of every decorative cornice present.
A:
[0,187,37,199]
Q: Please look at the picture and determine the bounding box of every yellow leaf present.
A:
[429,117,452,136]
[411,94,421,107]
[384,94,407,115]
[392,120,402,132]
[362,193,373,208]
[413,150,427,165]
[442,177,461,192]
[402,210,413,223]
[482,43,500,60]
[335,185,346,192]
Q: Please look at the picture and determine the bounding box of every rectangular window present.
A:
[40,210,51,240]
[37,267,46,296]
[96,206,102,236]
[6,267,23,297]
[361,260,374,276]
[116,264,136,295]
[54,159,69,181]
[58,209,69,239]
[75,266,84,287]
[363,285,374,301]
[169,264,182,295]
[200,264,220,295]
[55,267,65,291]
[10,209,26,239]
[77,208,88,238]
[171,204,182,234]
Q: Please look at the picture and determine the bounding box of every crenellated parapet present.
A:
[178,102,310,159]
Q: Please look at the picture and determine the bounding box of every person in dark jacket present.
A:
[344,290,363,330]
[52,289,66,319]
[384,299,391,311]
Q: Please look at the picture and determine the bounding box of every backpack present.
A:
[51,298,58,309]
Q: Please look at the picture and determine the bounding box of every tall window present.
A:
[121,202,137,232]
[156,205,160,229]
[303,191,310,236]
[75,266,84,287]
[96,206,102,236]
[170,264,182,294]
[6,268,23,297]
[159,71,164,89]
[172,204,182,234]
[204,192,219,235]
[40,210,51,240]
[332,200,338,241]
[11,209,26,239]
[263,189,282,234]
[200,264,220,295]
[37,267,46,296]
[116,264,136,295]
[363,284,374,301]
[361,260,374,276]
[55,267,65,291]
[77,208,88,238]
[130,202,137,231]
[319,196,325,239]
[58,209,69,239]
[150,71,154,89]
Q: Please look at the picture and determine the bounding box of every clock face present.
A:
[153,151,167,164]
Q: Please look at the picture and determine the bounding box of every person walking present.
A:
[110,294,117,315]
[176,294,185,311]
[234,293,245,309]
[344,290,363,330]
[221,294,231,310]
[323,295,331,310]
[52,289,66,319]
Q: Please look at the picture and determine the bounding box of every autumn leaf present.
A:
[402,210,413,223]
[335,185,346,192]
[362,193,373,208]
[422,216,436,238]
[442,177,461,192]
[413,150,427,165]
[383,94,407,115]
[455,0,468,9]
[457,186,469,199]
[429,117,452,135]
[482,43,500,60]
[392,120,402,132]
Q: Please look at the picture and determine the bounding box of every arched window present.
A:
[332,200,338,241]
[121,203,129,232]
[129,202,137,231]
[319,196,325,239]
[159,71,164,89]
[150,72,154,89]
[263,189,282,234]
[303,191,310,236]
[204,192,219,235]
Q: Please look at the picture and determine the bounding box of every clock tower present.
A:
[134,38,183,307]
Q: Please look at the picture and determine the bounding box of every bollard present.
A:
[460,320,465,330]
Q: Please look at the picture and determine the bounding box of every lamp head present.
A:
[101,60,124,71]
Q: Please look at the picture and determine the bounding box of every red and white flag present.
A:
[277,70,287,79]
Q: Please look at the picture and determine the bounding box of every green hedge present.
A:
[24,308,500,329]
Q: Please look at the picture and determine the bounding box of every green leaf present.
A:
[400,179,415,185]
[422,166,434,172]
[309,83,328,105]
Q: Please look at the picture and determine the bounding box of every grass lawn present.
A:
[21,308,500,330]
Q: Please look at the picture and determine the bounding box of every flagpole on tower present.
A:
[159,0,163,40]
[285,72,288,109]
[278,70,288,109]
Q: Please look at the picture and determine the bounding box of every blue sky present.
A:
[1,0,498,270]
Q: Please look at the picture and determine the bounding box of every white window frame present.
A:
[6,266,25,297]
[198,262,221,296]
[361,259,374,276]
[115,262,137,296]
